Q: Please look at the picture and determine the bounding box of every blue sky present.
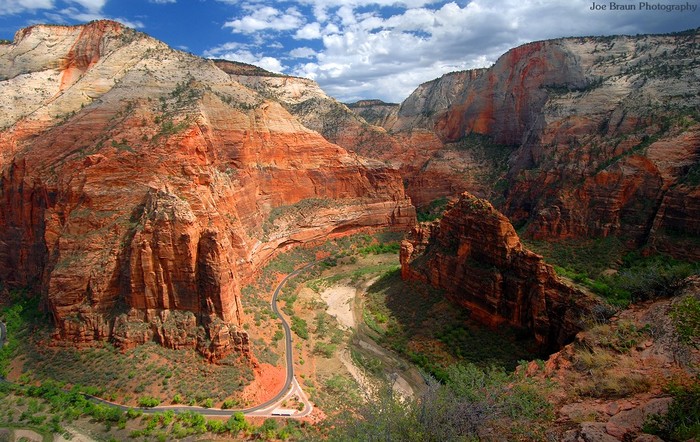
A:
[1,0,698,102]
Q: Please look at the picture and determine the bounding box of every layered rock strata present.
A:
[401,192,597,351]
[354,32,700,259]
[0,21,415,359]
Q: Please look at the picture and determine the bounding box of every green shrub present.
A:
[126,408,142,419]
[256,418,279,439]
[670,296,700,348]
[314,312,329,337]
[313,342,337,358]
[615,258,696,301]
[137,396,160,407]
[291,316,309,340]
[207,419,228,433]
[221,399,238,409]
[227,411,250,434]
[643,379,700,440]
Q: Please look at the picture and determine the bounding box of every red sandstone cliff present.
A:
[0,21,415,359]
[353,32,700,259]
[400,192,598,351]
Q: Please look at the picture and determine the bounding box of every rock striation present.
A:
[345,100,400,129]
[400,192,598,351]
[213,31,700,260]
[0,21,415,360]
[220,61,406,169]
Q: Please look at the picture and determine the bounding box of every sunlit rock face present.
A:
[0,21,415,360]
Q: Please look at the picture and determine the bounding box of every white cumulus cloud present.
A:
[212,0,700,102]
[289,46,317,58]
[67,0,107,13]
[0,0,54,15]
[204,41,286,73]
[294,22,321,39]
[224,6,305,34]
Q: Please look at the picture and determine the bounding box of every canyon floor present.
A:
[0,231,698,441]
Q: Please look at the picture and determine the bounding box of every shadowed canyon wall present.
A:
[401,193,599,351]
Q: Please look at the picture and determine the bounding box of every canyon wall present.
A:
[353,32,700,259]
[401,192,598,351]
[0,21,415,359]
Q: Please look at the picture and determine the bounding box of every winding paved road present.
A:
[1,263,315,418]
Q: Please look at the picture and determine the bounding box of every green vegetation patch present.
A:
[671,296,700,348]
[329,362,553,441]
[363,268,538,381]
[416,197,450,223]
[0,379,310,441]
[291,316,309,340]
[525,237,699,307]
[643,379,700,441]
[0,290,43,377]
[18,338,253,407]
[357,242,401,256]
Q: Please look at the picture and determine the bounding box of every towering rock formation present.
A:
[401,192,598,351]
[0,21,415,359]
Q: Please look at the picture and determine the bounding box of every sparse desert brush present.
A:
[573,346,618,371]
[671,295,700,348]
[576,372,651,398]
[643,378,700,441]
[584,320,650,353]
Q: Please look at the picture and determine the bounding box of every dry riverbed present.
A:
[307,255,427,401]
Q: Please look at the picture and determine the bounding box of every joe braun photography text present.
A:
[590,2,698,11]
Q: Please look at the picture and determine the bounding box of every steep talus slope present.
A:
[0,21,415,359]
[532,277,700,441]
[355,31,700,259]
[401,192,599,351]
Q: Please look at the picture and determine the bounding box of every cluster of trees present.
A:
[330,363,552,441]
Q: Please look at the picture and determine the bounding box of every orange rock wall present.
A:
[401,193,598,351]
[352,33,700,259]
[0,22,415,360]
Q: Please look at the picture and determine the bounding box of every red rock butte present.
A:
[400,192,599,351]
